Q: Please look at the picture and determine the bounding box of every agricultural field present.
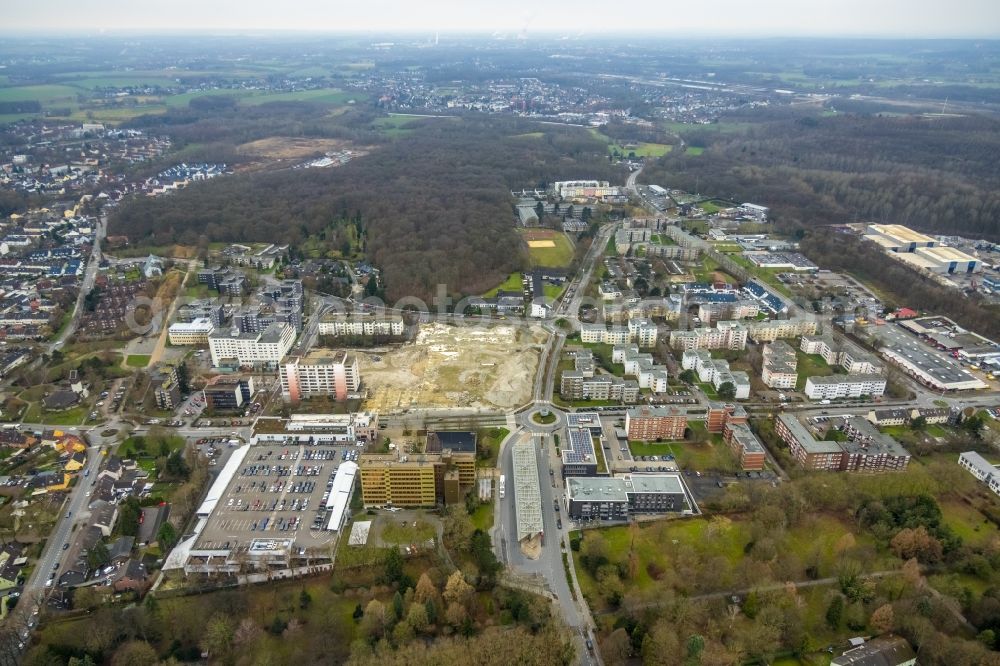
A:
[519,228,575,268]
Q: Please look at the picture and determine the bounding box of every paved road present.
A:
[48,215,106,353]
[496,432,600,665]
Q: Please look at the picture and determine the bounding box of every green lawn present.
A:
[483,272,524,297]
[471,501,494,531]
[629,439,737,473]
[796,351,836,391]
[610,141,674,158]
[939,498,999,548]
[522,231,575,268]
[685,146,705,156]
[543,283,566,299]
[381,519,435,545]
[0,84,82,102]
[125,354,151,368]
[697,382,719,398]
[39,406,89,426]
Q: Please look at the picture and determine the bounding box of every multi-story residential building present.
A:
[776,414,910,472]
[581,324,631,345]
[565,474,689,520]
[197,266,246,295]
[627,318,658,348]
[625,405,688,441]
[705,401,747,433]
[958,451,1000,497]
[167,318,215,345]
[318,313,406,337]
[208,322,295,369]
[746,318,818,343]
[175,299,225,327]
[804,375,886,400]
[761,340,798,389]
[681,350,751,399]
[800,334,883,375]
[279,349,360,402]
[723,422,766,471]
[670,321,748,351]
[560,372,640,403]
[151,365,181,410]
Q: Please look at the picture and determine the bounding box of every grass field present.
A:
[520,229,575,268]
[685,146,705,156]
[483,272,524,297]
[0,84,82,102]
[471,501,494,531]
[125,354,151,368]
[629,439,738,473]
[796,351,836,390]
[381,519,435,545]
[574,512,889,609]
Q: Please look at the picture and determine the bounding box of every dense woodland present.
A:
[801,231,1000,339]
[110,104,621,300]
[642,110,1000,240]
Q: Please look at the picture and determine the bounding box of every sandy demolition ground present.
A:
[356,322,547,411]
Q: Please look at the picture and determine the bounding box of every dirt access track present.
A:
[357,322,547,411]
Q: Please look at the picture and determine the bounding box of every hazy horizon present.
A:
[4,0,1000,39]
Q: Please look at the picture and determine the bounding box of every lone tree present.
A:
[717,381,736,400]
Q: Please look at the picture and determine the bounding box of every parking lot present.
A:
[195,442,363,552]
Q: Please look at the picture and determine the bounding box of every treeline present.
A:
[642,111,1000,240]
[0,100,41,114]
[111,115,621,301]
[801,230,1000,339]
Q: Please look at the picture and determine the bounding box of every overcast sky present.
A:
[4,0,999,38]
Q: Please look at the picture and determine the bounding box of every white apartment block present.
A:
[280,349,360,402]
[208,322,295,368]
[628,318,658,348]
[581,322,646,347]
[318,314,405,337]
[804,375,886,400]
[746,319,818,343]
[682,350,750,399]
[168,318,214,345]
[761,341,798,389]
[800,335,884,375]
[614,344,670,393]
[669,321,748,351]
[958,452,1000,496]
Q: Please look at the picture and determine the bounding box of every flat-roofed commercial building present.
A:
[566,474,689,521]
[280,349,360,402]
[562,428,600,477]
[359,454,439,507]
[208,322,295,369]
[358,431,476,507]
[204,375,255,411]
[864,224,937,252]
[168,318,214,345]
[625,405,688,441]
